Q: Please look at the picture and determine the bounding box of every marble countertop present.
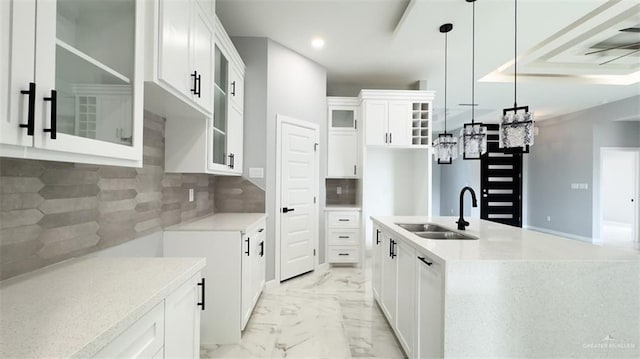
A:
[164,213,267,233]
[372,216,640,262]
[0,257,205,359]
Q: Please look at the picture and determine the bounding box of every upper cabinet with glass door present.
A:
[0,0,144,167]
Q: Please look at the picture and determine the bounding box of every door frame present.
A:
[598,147,640,246]
[275,114,320,282]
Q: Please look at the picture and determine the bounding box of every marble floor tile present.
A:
[201,263,406,359]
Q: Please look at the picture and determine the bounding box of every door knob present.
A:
[282,207,295,213]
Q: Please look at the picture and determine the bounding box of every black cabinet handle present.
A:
[43,89,57,139]
[338,235,350,239]
[389,239,393,257]
[353,165,357,175]
[231,81,236,96]
[391,240,397,259]
[418,256,433,266]
[258,228,264,233]
[338,219,349,222]
[376,229,381,245]
[282,207,295,213]
[385,133,388,144]
[245,237,250,256]
[389,133,393,144]
[190,70,201,97]
[19,82,35,136]
[228,153,235,169]
[338,253,349,256]
[197,278,206,310]
[259,241,264,257]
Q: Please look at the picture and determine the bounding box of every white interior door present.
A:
[601,149,640,249]
[280,120,318,281]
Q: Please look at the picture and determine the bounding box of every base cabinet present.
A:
[325,210,361,264]
[95,272,202,359]
[163,219,266,344]
[417,252,444,359]
[373,223,443,359]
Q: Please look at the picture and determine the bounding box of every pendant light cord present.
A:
[514,0,518,108]
[444,30,448,133]
[471,0,475,124]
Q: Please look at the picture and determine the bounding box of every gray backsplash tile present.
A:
[325,179,358,205]
[0,111,217,280]
[214,177,265,213]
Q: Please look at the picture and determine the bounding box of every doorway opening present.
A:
[599,148,640,251]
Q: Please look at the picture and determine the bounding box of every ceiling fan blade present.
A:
[585,41,640,55]
[599,48,640,65]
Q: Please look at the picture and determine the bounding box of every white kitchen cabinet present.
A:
[372,226,383,301]
[165,273,202,359]
[327,97,360,179]
[417,252,444,359]
[163,214,266,345]
[0,0,144,167]
[361,90,434,148]
[327,132,358,178]
[380,232,397,322]
[395,238,416,357]
[325,210,361,264]
[145,0,213,118]
[163,15,245,175]
[96,271,203,359]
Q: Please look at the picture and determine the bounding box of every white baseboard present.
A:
[316,262,330,272]
[265,279,279,290]
[525,225,593,243]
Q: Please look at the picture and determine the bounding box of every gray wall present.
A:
[232,37,328,281]
[438,128,481,218]
[0,112,216,280]
[527,96,640,239]
[233,37,268,190]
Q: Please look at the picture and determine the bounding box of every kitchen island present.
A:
[371,216,640,358]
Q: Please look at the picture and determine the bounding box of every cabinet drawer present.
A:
[328,211,360,228]
[328,246,359,263]
[95,302,164,358]
[328,229,360,245]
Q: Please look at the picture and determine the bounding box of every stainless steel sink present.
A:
[415,231,478,240]
[395,223,450,233]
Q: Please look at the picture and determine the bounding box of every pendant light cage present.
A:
[499,0,534,152]
[461,0,487,160]
[434,23,458,164]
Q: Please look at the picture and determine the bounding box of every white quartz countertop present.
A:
[0,257,205,359]
[373,216,640,262]
[164,213,267,233]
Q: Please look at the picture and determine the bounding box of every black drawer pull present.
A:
[259,241,264,257]
[245,237,250,256]
[19,82,35,136]
[338,219,349,222]
[418,256,433,266]
[231,81,236,96]
[338,253,349,256]
[375,229,381,245]
[43,89,57,139]
[338,236,350,239]
[197,278,206,310]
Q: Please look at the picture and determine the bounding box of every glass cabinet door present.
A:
[330,107,357,130]
[212,45,228,166]
[53,0,135,146]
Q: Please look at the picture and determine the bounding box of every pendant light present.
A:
[433,23,458,165]
[499,0,534,151]
[461,0,487,160]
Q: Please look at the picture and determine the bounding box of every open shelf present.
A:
[56,39,130,85]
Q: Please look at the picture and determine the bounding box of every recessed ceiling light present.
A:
[311,37,325,49]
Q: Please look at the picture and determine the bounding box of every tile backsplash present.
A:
[214,176,265,213]
[0,111,216,280]
[325,178,358,206]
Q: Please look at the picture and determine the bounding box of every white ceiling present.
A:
[217,0,640,129]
